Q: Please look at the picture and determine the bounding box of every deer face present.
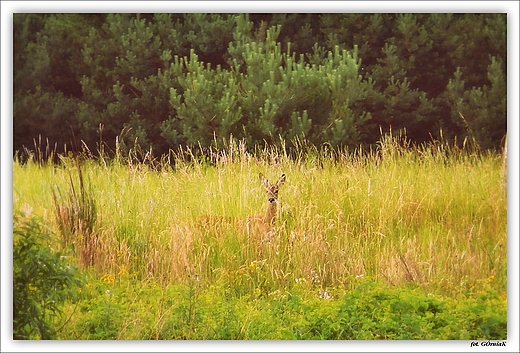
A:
[260,173,286,204]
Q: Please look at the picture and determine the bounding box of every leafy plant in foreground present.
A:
[13,212,84,339]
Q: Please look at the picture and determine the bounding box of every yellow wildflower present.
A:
[118,266,129,276]
[101,273,115,284]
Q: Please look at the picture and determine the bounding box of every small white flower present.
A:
[319,290,332,300]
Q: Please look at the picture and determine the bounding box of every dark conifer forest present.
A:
[13,13,507,157]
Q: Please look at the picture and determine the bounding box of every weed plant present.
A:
[12,134,507,340]
[13,212,84,339]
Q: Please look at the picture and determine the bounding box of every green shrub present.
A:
[13,212,84,339]
[62,275,506,340]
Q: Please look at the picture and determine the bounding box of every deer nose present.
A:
[268,197,275,203]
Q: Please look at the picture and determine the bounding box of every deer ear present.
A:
[277,174,286,186]
[259,173,269,187]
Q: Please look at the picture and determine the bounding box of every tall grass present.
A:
[13,134,507,300]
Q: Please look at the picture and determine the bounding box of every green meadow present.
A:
[13,135,507,340]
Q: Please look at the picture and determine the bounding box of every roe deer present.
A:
[245,173,286,238]
[195,173,286,239]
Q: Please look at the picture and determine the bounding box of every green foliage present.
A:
[165,19,371,148]
[13,13,506,158]
[13,212,84,340]
[78,284,126,340]
[59,275,505,340]
[445,56,507,150]
[300,280,506,340]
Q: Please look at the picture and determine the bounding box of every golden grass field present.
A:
[12,135,508,339]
